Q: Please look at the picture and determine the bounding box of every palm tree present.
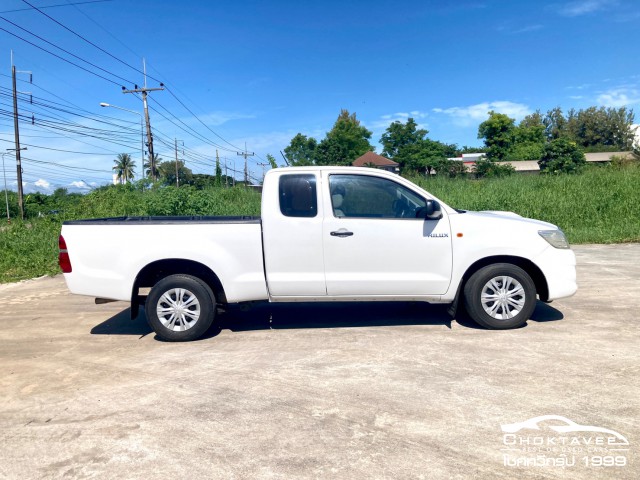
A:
[143,153,161,180]
[113,153,136,184]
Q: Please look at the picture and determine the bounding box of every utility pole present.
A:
[122,59,164,181]
[173,139,184,187]
[257,162,269,183]
[224,157,228,188]
[237,143,254,187]
[215,149,221,187]
[11,55,31,220]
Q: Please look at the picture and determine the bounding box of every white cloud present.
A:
[512,24,544,34]
[597,88,640,107]
[69,181,92,190]
[366,111,429,133]
[34,179,50,189]
[557,0,616,17]
[176,111,256,129]
[567,83,593,90]
[201,112,256,126]
[432,101,531,126]
[499,24,544,34]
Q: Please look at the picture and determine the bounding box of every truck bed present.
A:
[61,217,268,303]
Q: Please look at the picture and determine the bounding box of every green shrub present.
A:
[610,154,637,169]
[474,159,515,178]
[505,142,544,161]
[433,159,467,178]
[538,138,586,174]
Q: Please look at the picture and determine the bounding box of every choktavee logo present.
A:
[500,415,629,468]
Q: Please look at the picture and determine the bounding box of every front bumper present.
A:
[534,246,577,301]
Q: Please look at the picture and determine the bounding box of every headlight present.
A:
[538,229,570,249]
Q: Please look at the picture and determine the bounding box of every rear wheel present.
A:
[463,263,536,329]
[145,274,216,341]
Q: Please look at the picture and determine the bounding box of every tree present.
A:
[113,153,136,184]
[52,187,68,197]
[191,173,234,189]
[379,118,456,174]
[283,133,318,166]
[543,107,567,141]
[457,145,487,155]
[516,113,546,144]
[477,111,516,161]
[542,106,635,150]
[157,160,193,186]
[316,109,373,165]
[144,153,162,180]
[315,135,350,166]
[572,106,635,149]
[507,113,546,160]
[380,118,428,159]
[538,138,586,174]
[266,154,278,169]
[404,139,458,175]
[215,156,222,186]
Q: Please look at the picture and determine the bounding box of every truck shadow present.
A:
[90,300,564,339]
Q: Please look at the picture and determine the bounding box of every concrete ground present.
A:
[0,244,638,480]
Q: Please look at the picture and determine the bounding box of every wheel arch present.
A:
[130,258,227,319]
[449,255,549,317]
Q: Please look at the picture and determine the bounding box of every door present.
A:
[322,173,452,296]
[262,172,327,296]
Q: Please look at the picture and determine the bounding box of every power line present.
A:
[0,1,112,15]
[146,97,236,153]
[0,26,124,86]
[56,0,243,157]
[3,3,264,175]
[0,137,133,156]
[165,87,243,152]
[0,16,136,86]
[20,0,163,84]
[22,155,112,173]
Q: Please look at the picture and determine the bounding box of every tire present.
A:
[463,263,536,330]
[145,274,216,341]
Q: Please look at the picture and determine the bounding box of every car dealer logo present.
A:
[500,415,629,469]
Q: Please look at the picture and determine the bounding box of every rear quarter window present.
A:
[279,174,318,218]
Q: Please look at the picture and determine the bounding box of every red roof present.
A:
[353,151,399,167]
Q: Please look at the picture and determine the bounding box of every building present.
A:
[352,151,400,173]
[449,151,634,174]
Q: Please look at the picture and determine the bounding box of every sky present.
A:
[0,0,638,193]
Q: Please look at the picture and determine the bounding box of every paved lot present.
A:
[0,244,638,479]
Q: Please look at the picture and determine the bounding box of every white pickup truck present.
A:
[59,166,577,341]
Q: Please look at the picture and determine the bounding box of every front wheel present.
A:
[145,274,216,341]
[463,263,536,330]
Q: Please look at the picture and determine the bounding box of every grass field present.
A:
[411,164,640,245]
[1,165,638,283]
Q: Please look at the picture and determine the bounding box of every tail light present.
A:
[58,235,72,273]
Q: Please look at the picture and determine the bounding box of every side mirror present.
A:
[419,200,442,220]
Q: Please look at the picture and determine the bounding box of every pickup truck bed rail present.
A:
[63,216,261,225]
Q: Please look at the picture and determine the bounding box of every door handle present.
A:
[330,229,354,238]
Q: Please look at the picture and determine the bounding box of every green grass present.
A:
[0,185,261,283]
[1,166,638,283]
[411,165,640,244]
[0,217,61,283]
